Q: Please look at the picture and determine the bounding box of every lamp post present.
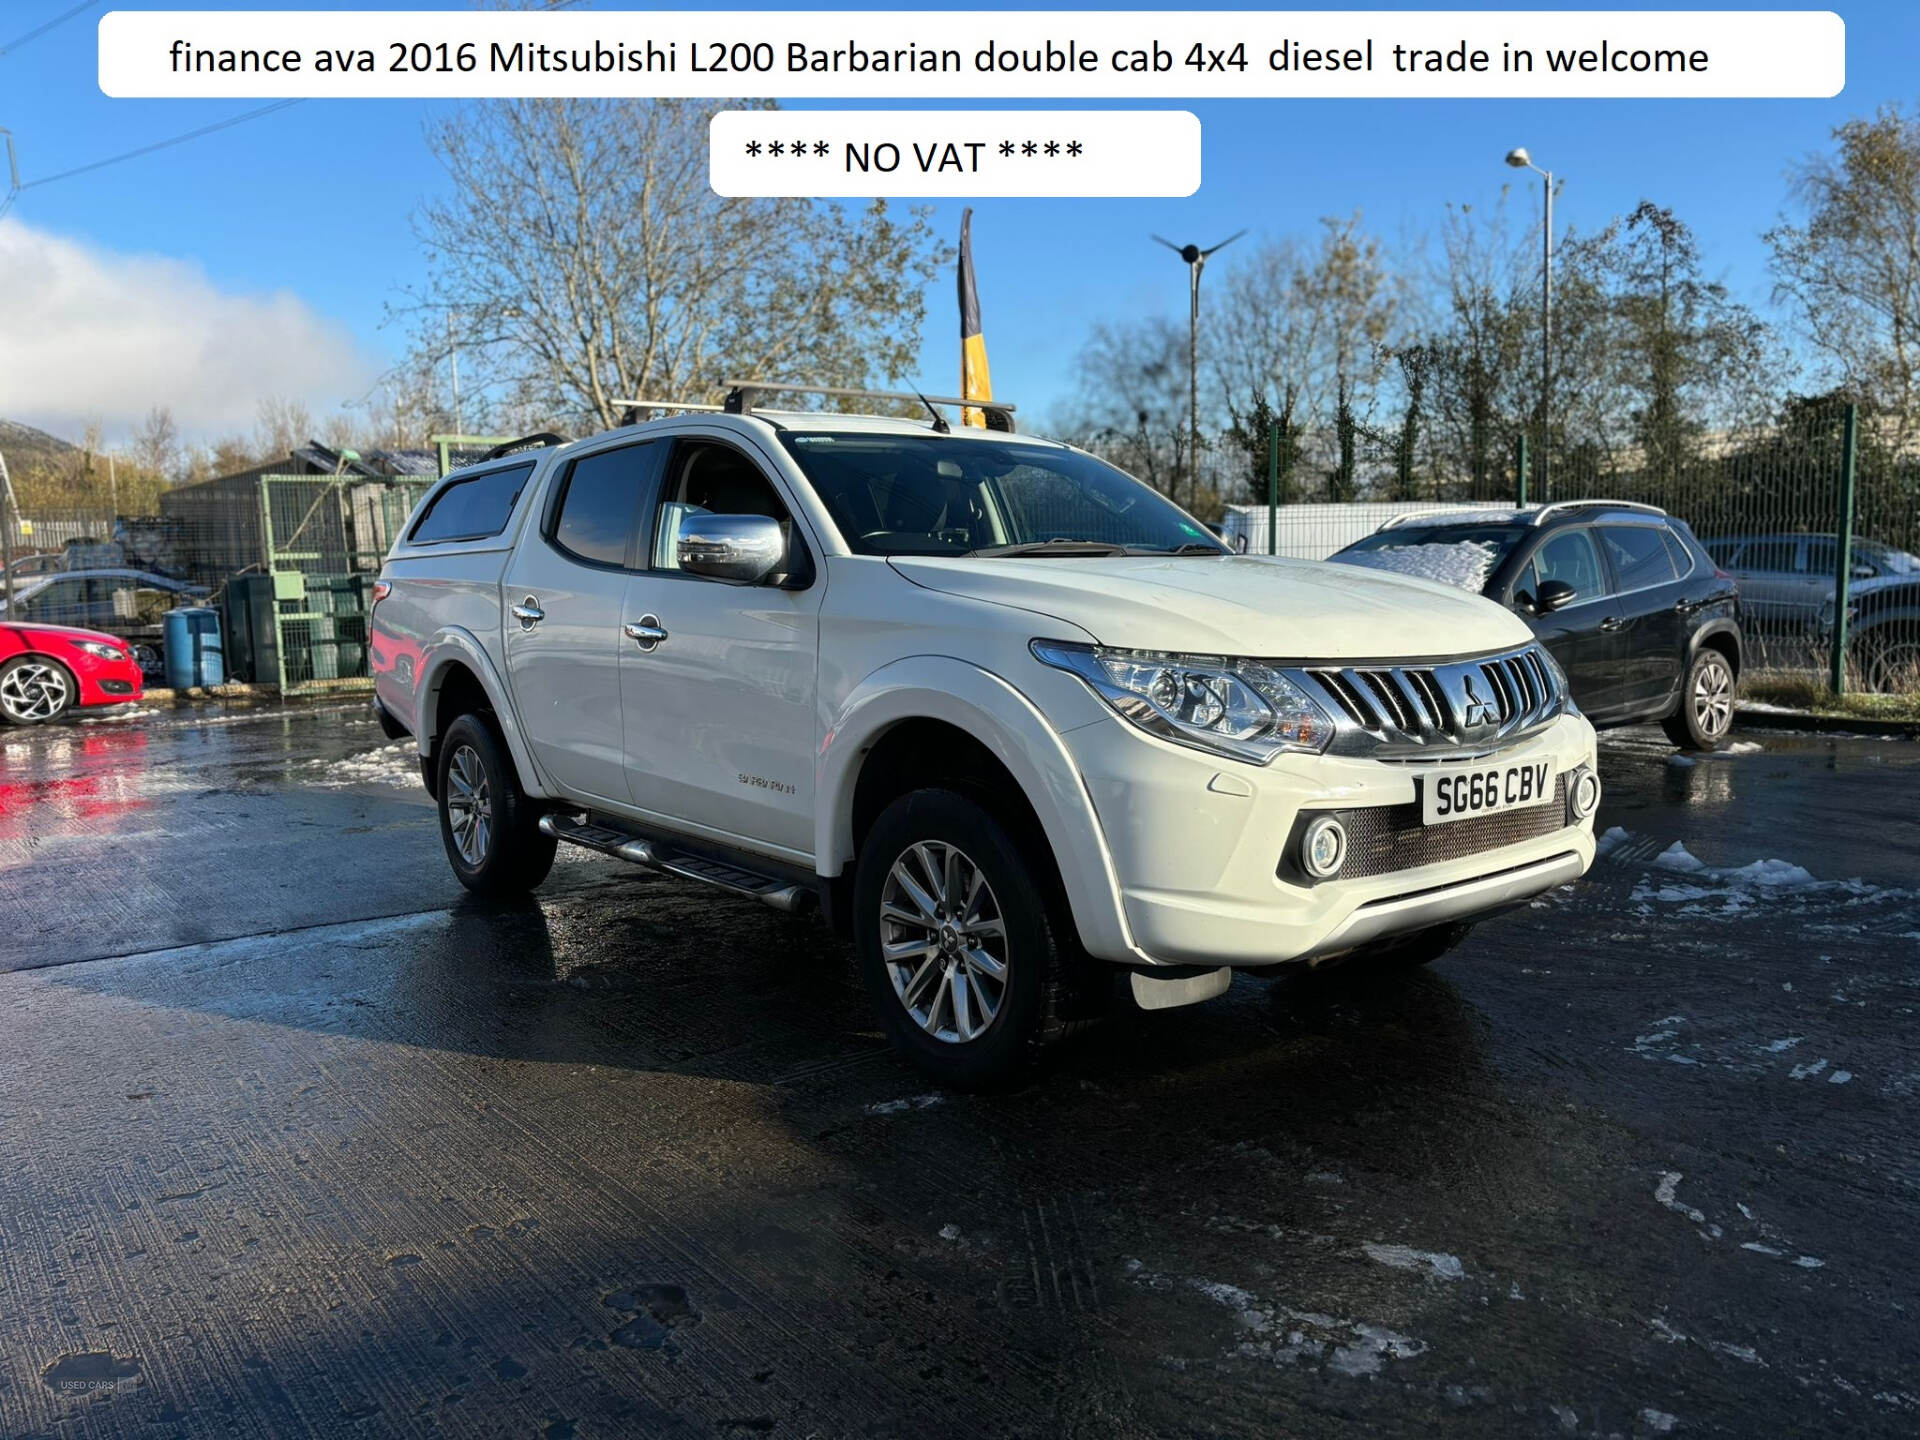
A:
[1153,230,1245,511]
[1506,147,1553,498]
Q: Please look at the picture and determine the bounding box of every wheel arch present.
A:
[414,629,550,800]
[1690,620,1742,677]
[818,657,1139,965]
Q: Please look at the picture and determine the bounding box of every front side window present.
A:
[410,462,535,544]
[650,440,792,571]
[550,442,660,569]
[776,433,1221,557]
[1600,525,1679,591]
[1524,529,1605,600]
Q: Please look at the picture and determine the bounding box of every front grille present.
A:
[1283,775,1571,883]
[1294,642,1566,756]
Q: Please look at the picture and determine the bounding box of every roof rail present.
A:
[718,379,1017,432]
[614,398,729,423]
[1379,505,1524,530]
[479,432,569,462]
[1530,499,1667,527]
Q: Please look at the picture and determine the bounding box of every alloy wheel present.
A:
[1693,654,1733,740]
[444,744,493,866]
[0,663,70,722]
[879,840,1010,1044]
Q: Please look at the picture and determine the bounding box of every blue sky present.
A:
[2,1,1915,443]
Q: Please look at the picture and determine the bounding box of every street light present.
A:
[1506,147,1554,497]
[1153,229,1245,511]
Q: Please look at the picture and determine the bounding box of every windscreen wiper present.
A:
[965,539,1130,557]
[1127,541,1229,555]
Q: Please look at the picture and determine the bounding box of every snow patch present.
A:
[307,742,420,788]
[1183,1275,1427,1379]
[1596,825,1633,857]
[866,1094,945,1116]
[1654,1172,1707,1226]
[1334,539,1501,593]
[1640,1409,1679,1434]
[1361,1242,1464,1281]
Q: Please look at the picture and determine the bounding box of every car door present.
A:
[619,434,824,859]
[1595,523,1687,711]
[1731,539,1799,631]
[1508,527,1625,716]
[500,444,660,805]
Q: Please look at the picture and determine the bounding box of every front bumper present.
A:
[1063,709,1598,968]
[74,655,145,708]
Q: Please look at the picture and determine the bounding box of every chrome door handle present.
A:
[1599,616,1626,632]
[511,597,545,630]
[624,615,668,651]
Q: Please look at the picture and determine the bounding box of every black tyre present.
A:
[436,712,557,896]
[1661,646,1734,751]
[1856,622,1920,695]
[0,655,76,725]
[854,788,1074,1090]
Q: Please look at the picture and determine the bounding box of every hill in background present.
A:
[0,419,81,478]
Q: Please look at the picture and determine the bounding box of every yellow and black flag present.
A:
[958,208,994,428]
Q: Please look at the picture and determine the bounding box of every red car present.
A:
[0,621,145,725]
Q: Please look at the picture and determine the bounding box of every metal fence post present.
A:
[1829,403,1859,696]
[1514,432,1530,508]
[1266,417,1278,555]
[0,449,14,614]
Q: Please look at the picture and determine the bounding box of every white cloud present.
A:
[0,218,379,442]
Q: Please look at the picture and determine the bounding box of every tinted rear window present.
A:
[1600,525,1679,590]
[552,441,660,568]
[410,463,535,544]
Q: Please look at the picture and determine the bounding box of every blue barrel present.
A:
[163,607,226,690]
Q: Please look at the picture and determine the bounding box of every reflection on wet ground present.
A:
[0,702,1915,1436]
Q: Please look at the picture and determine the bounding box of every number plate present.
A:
[1422,759,1556,826]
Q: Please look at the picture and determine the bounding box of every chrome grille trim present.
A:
[1293,642,1569,757]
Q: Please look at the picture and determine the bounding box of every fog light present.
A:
[1301,814,1347,879]
[1572,769,1601,820]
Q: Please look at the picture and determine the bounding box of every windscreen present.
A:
[1332,523,1528,593]
[777,432,1224,557]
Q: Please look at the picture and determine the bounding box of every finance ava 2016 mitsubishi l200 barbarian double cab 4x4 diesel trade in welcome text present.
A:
[368,384,1601,1087]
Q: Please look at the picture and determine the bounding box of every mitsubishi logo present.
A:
[1459,674,1499,730]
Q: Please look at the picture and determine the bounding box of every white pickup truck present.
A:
[371,386,1599,1086]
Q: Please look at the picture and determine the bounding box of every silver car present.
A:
[1702,532,1918,632]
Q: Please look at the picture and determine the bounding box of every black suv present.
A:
[1332,501,1743,750]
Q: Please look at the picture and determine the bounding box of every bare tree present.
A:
[1427,198,1531,494]
[1060,317,1197,503]
[131,405,181,484]
[1768,104,1920,444]
[402,98,949,431]
[255,395,315,462]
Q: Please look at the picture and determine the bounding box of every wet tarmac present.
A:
[0,701,1917,1437]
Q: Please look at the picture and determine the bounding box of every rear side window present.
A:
[1600,525,1679,591]
[1741,540,1797,573]
[551,441,662,569]
[410,463,534,544]
[1660,528,1697,579]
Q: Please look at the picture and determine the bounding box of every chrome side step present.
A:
[538,813,815,913]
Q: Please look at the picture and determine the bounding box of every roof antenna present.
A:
[913,389,951,434]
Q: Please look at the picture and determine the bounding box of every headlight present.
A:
[1031,640,1336,764]
[72,640,127,661]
